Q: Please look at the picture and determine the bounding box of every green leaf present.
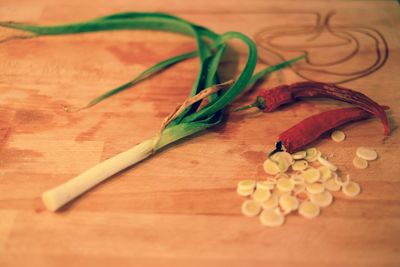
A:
[82,51,197,109]
[248,54,305,85]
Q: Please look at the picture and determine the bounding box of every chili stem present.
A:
[234,96,266,112]
[234,103,257,112]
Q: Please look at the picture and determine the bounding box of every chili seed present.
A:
[342,181,361,197]
[318,166,332,181]
[331,130,346,142]
[299,201,320,218]
[323,178,341,191]
[261,195,279,210]
[317,156,338,171]
[241,200,261,217]
[356,147,378,161]
[263,159,280,175]
[237,187,254,197]
[276,177,294,192]
[302,168,320,183]
[309,191,333,207]
[292,160,308,171]
[237,179,256,190]
[292,151,306,160]
[259,209,285,227]
[251,188,271,202]
[353,156,368,169]
[256,181,275,190]
[306,182,325,194]
[279,193,299,213]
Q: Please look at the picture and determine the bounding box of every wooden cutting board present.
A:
[1,0,399,266]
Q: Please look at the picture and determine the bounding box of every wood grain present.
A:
[0,1,399,266]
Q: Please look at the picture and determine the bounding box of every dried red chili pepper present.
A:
[235,81,390,136]
[276,106,388,153]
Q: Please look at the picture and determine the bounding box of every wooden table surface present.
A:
[0,0,399,266]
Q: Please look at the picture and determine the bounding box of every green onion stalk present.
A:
[0,12,305,211]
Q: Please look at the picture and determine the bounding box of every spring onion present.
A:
[1,12,305,211]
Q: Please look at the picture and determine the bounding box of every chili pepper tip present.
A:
[268,141,284,157]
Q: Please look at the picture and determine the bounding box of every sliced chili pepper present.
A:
[236,81,390,136]
[277,106,388,153]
